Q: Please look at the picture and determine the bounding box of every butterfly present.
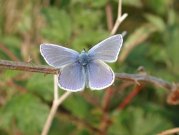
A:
[40,34,123,92]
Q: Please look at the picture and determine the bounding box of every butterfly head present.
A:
[78,50,90,66]
[81,48,87,53]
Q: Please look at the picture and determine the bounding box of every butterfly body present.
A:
[78,51,91,66]
[40,34,123,92]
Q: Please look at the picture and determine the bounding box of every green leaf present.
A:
[147,43,168,62]
[49,118,76,135]
[71,8,103,32]
[71,0,107,8]
[72,30,108,52]
[90,0,107,8]
[164,25,179,75]
[60,0,71,8]
[63,94,91,118]
[145,0,170,15]
[0,94,49,135]
[0,70,19,82]
[0,36,21,59]
[119,23,157,62]
[27,73,53,102]
[16,3,32,33]
[41,7,72,43]
[113,0,143,8]
[145,14,166,31]
[123,0,143,7]
[109,107,173,135]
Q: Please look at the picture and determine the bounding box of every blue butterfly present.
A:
[40,34,123,91]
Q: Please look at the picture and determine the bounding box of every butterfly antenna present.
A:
[121,31,127,37]
[83,48,86,52]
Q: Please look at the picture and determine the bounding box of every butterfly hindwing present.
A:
[58,62,85,91]
[87,60,115,90]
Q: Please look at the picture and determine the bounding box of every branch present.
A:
[110,0,128,35]
[41,91,72,135]
[118,85,143,110]
[115,73,173,91]
[157,128,179,135]
[111,13,128,35]
[105,2,113,31]
[41,69,72,135]
[0,60,176,92]
[167,89,179,105]
[0,60,58,74]
[99,87,114,135]
[54,75,58,100]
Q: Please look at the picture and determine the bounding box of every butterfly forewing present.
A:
[40,44,79,68]
[88,34,123,63]
[87,60,115,90]
[58,62,85,91]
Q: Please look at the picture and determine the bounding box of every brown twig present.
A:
[167,89,179,105]
[0,60,58,74]
[157,127,179,135]
[118,85,143,110]
[99,87,114,135]
[0,44,19,61]
[99,111,112,135]
[0,60,176,92]
[41,91,72,135]
[115,73,173,91]
[102,87,114,112]
[110,0,128,35]
[105,2,113,31]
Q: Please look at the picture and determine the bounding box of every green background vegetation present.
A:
[0,0,179,134]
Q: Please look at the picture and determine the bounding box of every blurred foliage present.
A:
[0,94,49,135]
[109,107,173,135]
[0,0,179,134]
